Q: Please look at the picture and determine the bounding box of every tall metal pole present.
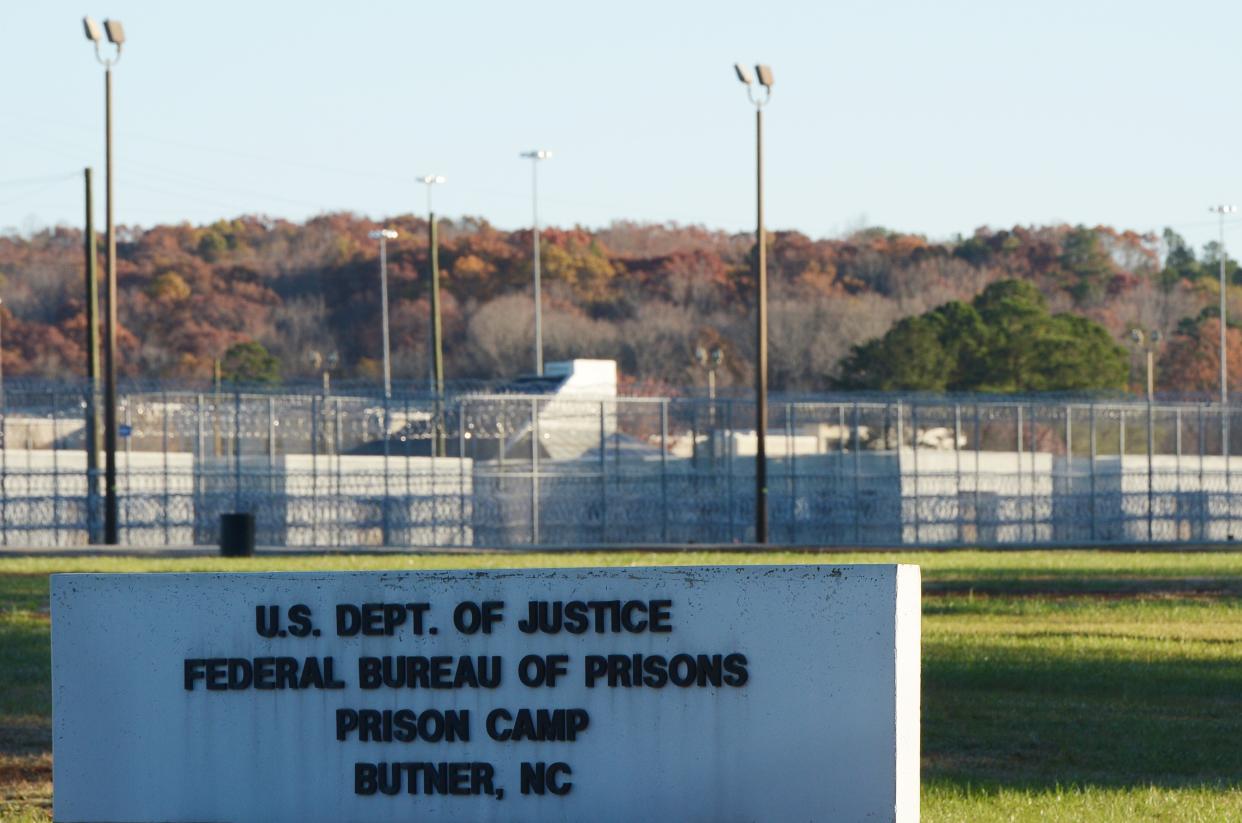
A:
[84,167,101,543]
[735,64,773,544]
[379,233,392,400]
[755,105,768,544]
[532,159,542,375]
[521,151,551,375]
[1222,209,1229,407]
[429,208,445,457]
[1210,205,1236,403]
[103,65,119,545]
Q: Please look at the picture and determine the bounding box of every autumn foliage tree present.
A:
[0,215,1225,395]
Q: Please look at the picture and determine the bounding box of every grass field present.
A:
[4,550,1242,821]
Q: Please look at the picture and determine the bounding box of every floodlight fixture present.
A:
[418,174,447,185]
[104,19,125,45]
[520,150,552,160]
[368,229,398,240]
[736,61,772,107]
[84,14,122,65]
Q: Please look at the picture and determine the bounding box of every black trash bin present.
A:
[220,513,255,557]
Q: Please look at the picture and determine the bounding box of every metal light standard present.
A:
[1128,329,1162,403]
[308,350,339,397]
[734,62,773,543]
[1210,205,1237,405]
[520,150,552,375]
[418,175,447,456]
[83,15,124,545]
[83,167,101,542]
[368,229,399,399]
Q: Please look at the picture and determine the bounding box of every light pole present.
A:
[1128,329,1162,402]
[734,62,773,544]
[520,150,552,375]
[418,175,447,456]
[695,345,724,405]
[83,15,124,545]
[83,167,101,543]
[1211,205,1237,406]
[368,229,398,399]
[308,350,338,397]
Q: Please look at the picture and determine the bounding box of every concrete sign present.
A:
[52,564,921,822]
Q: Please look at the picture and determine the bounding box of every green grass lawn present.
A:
[4,550,1242,821]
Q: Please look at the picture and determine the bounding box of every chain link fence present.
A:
[3,383,1242,548]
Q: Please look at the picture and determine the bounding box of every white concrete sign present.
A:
[52,564,921,822]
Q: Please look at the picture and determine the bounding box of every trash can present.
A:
[220,513,255,557]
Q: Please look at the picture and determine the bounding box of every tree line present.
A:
[0,214,1234,396]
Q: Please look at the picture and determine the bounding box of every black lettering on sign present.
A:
[453,601,505,635]
[353,762,498,796]
[649,599,673,632]
[517,654,568,687]
[723,652,749,686]
[357,656,501,690]
[520,762,573,796]
[581,653,746,689]
[338,708,471,743]
[517,600,672,634]
[487,708,590,742]
[183,657,346,691]
[287,604,313,637]
[256,605,279,638]
[184,659,205,690]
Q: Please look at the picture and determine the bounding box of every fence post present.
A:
[1064,404,1072,542]
[458,397,467,547]
[974,404,981,544]
[788,402,797,545]
[310,395,319,547]
[51,396,61,545]
[163,390,171,545]
[334,398,342,547]
[954,404,963,543]
[599,400,607,543]
[381,394,390,547]
[233,391,242,515]
[195,394,204,545]
[1175,406,1183,538]
[660,399,669,542]
[531,397,540,546]
[910,402,919,546]
[1147,397,1155,543]
[1015,405,1023,542]
[1225,404,1232,539]
[1089,404,1097,542]
[852,402,861,545]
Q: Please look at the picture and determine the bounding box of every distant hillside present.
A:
[0,215,1233,395]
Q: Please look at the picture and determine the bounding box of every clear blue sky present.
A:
[3,0,1242,252]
